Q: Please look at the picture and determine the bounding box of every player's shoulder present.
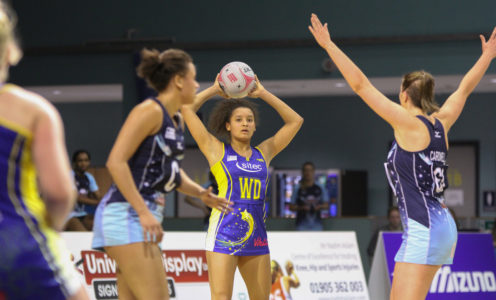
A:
[3,84,61,119]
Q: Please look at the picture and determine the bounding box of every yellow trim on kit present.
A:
[0,117,32,139]
[207,161,227,244]
[19,137,48,226]
[7,135,76,297]
[255,146,270,197]
[206,143,226,249]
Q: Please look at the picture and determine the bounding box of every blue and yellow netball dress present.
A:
[0,91,81,299]
[385,116,457,265]
[92,98,184,248]
[206,144,269,256]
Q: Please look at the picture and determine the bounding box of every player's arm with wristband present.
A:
[177,169,232,212]
[106,100,164,243]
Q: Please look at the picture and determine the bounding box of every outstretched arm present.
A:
[308,13,417,130]
[435,27,496,131]
[177,169,232,212]
[254,79,304,164]
[181,81,224,165]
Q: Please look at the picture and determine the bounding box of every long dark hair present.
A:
[401,70,439,114]
[208,99,259,142]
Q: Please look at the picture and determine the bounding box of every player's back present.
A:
[0,84,48,224]
[0,84,83,299]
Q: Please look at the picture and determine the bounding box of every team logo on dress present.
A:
[165,127,176,140]
[236,162,263,173]
[227,155,237,162]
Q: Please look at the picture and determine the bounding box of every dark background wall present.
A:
[8,0,496,217]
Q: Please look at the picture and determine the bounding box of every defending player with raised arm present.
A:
[309,13,496,300]
[181,75,303,300]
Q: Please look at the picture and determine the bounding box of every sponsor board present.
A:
[62,231,368,300]
[369,232,496,299]
[62,232,210,300]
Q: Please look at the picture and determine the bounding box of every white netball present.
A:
[218,61,256,98]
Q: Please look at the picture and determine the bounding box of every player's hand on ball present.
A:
[247,76,265,98]
[214,74,231,99]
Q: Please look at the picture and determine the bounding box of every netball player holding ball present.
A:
[309,13,496,300]
[182,62,303,300]
[92,48,230,300]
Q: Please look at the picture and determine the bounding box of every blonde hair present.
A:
[0,1,22,81]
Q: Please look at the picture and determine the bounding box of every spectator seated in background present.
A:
[64,149,101,231]
[367,206,403,262]
[289,161,329,231]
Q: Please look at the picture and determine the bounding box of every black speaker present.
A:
[341,170,367,216]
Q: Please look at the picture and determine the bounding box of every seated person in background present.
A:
[64,149,101,231]
[367,206,402,261]
[184,172,218,230]
[289,162,329,231]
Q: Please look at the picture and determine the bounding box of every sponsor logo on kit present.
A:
[165,127,176,140]
[236,162,263,173]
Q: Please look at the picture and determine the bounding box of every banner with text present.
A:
[370,232,496,299]
[62,231,369,300]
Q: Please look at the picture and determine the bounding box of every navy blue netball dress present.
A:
[385,116,457,265]
[92,98,184,248]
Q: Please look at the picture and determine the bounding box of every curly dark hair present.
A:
[136,48,192,93]
[208,99,259,142]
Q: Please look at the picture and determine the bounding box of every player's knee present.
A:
[211,291,232,300]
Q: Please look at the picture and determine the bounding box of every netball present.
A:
[218,61,256,98]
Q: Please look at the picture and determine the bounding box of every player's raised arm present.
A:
[434,27,496,131]
[309,13,418,131]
